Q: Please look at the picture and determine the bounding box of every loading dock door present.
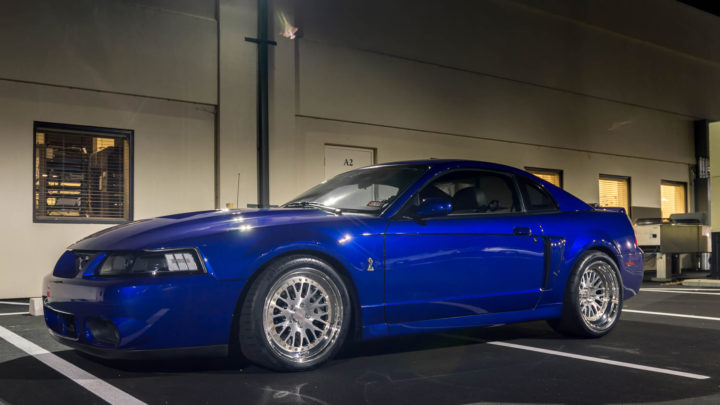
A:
[324,145,375,180]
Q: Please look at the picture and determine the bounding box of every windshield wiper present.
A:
[283,201,342,215]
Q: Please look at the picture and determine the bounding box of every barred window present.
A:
[660,181,687,219]
[598,174,630,215]
[34,122,133,223]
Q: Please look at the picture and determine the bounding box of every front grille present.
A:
[44,307,78,339]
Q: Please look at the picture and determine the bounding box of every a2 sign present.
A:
[324,145,375,180]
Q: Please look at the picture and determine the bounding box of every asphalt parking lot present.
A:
[2,283,720,405]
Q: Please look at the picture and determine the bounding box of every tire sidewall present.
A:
[565,251,623,338]
[241,255,352,371]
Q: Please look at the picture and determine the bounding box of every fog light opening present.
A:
[85,318,120,347]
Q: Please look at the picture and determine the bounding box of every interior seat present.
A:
[453,186,487,212]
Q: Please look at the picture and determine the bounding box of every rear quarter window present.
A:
[518,176,559,212]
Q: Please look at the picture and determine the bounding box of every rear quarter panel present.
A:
[534,210,643,306]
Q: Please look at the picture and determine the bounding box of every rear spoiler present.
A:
[593,207,627,215]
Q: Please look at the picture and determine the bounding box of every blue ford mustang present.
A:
[43,160,643,371]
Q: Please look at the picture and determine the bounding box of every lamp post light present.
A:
[245,0,275,208]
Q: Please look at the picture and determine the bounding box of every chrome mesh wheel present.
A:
[578,261,620,333]
[262,268,343,363]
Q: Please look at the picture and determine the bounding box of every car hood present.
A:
[69,208,339,251]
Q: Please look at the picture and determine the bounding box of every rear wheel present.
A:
[238,255,351,371]
[548,251,622,338]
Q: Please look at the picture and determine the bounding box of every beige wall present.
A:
[268,23,698,208]
[0,81,215,298]
[511,0,720,65]
[0,0,262,299]
[295,0,720,121]
[216,0,258,209]
[1,0,719,298]
[271,116,691,210]
[0,0,217,104]
[296,40,695,165]
[711,122,720,231]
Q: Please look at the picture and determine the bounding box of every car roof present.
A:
[372,159,526,175]
[370,159,591,214]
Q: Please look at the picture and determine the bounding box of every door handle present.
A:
[513,227,532,236]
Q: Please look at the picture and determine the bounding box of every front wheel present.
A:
[238,255,351,371]
[548,251,622,338]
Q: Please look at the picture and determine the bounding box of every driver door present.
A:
[384,169,545,323]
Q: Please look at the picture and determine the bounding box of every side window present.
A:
[518,176,558,212]
[414,170,521,215]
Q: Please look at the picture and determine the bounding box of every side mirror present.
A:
[415,197,452,218]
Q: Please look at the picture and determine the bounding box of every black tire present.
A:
[547,250,623,338]
[238,255,351,371]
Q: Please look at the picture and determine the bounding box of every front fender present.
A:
[196,220,387,323]
[245,230,367,278]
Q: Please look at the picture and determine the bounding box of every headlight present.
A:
[97,249,202,277]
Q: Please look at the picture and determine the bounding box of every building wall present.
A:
[294,0,720,120]
[711,122,720,231]
[267,0,710,210]
[217,0,258,209]
[288,115,691,210]
[1,0,719,298]
[0,0,217,104]
[0,81,215,298]
[0,0,223,298]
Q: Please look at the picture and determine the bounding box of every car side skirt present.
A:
[361,304,563,339]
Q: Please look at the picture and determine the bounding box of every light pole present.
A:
[245,0,275,208]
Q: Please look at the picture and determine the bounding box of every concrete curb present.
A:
[29,298,43,316]
[682,279,720,287]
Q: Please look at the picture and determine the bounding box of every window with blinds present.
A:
[34,122,133,223]
[525,167,563,188]
[598,175,630,215]
[660,181,686,219]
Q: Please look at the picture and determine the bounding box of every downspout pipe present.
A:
[245,0,274,208]
[257,0,270,208]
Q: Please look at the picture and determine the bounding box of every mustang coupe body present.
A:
[44,160,643,370]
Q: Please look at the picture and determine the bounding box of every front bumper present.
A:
[43,273,246,354]
[47,331,229,360]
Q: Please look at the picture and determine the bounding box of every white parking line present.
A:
[624,309,720,322]
[640,289,720,296]
[0,312,28,316]
[0,326,146,405]
[487,341,710,380]
[0,301,28,306]
[438,334,710,380]
[643,288,720,292]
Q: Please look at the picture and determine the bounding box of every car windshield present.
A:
[284,165,428,214]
